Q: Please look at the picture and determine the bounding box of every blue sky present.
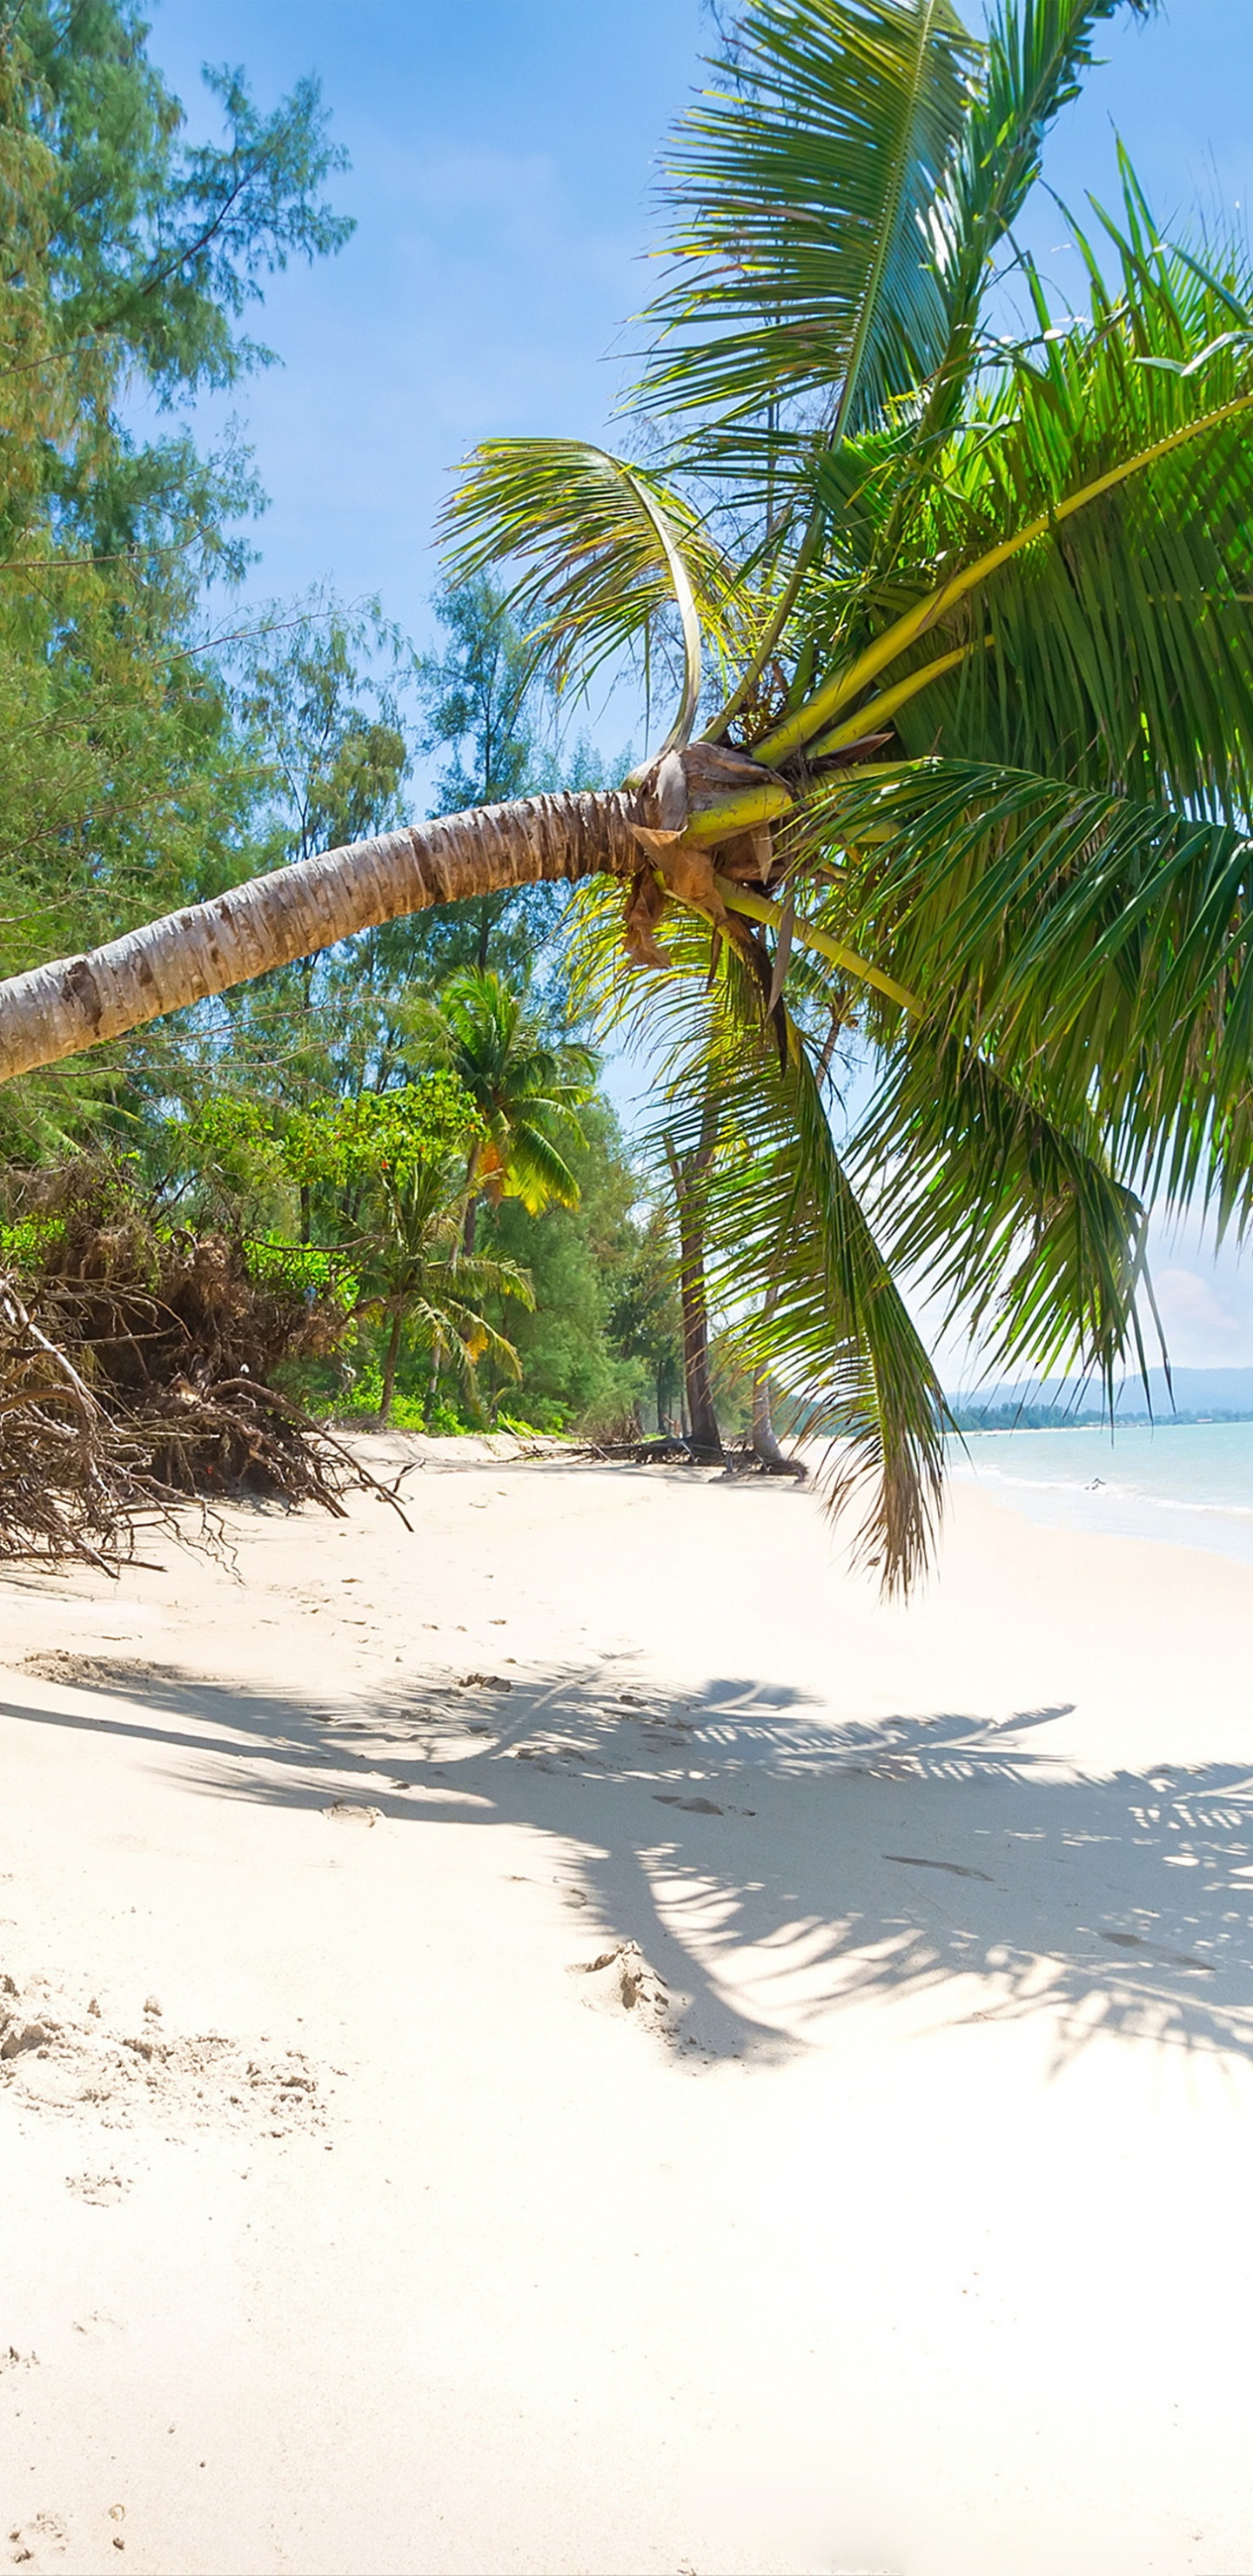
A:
[149,0,1253,655]
[144,0,705,646]
[146,1,1253,1370]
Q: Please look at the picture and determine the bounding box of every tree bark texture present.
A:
[0,790,641,1084]
[665,1110,722,1463]
[675,1197,722,1458]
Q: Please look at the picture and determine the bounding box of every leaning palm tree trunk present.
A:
[0,791,642,1083]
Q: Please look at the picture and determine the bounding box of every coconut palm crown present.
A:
[5,0,1253,1584]
[438,968,595,1251]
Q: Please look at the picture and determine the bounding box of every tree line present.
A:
[0,3,707,1443]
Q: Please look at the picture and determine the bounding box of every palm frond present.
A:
[493,1120,581,1213]
[761,392,1253,761]
[626,935,945,1587]
[440,438,734,740]
[923,2,1158,394]
[854,1029,1153,1392]
[826,757,1253,1226]
[429,1253,537,1312]
[639,0,976,482]
[763,186,1253,766]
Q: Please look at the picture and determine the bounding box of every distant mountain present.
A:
[947,1366,1253,1425]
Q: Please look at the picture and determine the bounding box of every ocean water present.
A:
[948,1419,1253,1565]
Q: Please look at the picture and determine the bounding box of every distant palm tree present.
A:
[355,1150,534,1426]
[5,1,1253,1582]
[439,969,594,1253]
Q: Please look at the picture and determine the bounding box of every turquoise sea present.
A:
[948,1419,1253,1565]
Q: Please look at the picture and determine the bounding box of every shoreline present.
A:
[3,1446,1252,2573]
[949,1418,1253,1566]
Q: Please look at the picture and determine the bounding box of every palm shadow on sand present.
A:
[5,1651,1253,2070]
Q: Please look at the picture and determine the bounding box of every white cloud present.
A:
[1153,1267,1244,1348]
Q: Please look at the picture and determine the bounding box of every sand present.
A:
[2,1438,1251,2576]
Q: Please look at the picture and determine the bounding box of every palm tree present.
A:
[4,0,1253,1582]
[355,1150,534,1426]
[438,969,594,1252]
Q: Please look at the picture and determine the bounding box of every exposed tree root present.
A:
[0,1160,405,1568]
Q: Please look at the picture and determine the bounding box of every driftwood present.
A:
[575,1433,699,1466]
[574,1430,806,1479]
[574,1427,807,1479]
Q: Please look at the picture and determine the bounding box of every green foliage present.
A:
[0,1212,65,1269]
[16,0,351,424]
[439,969,594,1226]
[229,594,410,862]
[244,1238,359,1308]
[483,1100,664,1434]
[282,1074,482,1193]
[180,1093,287,1210]
[0,1,352,1151]
[605,1204,685,1431]
[495,1403,572,1438]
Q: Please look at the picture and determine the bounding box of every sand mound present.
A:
[20,1650,181,1693]
[0,1970,329,2143]
[573,1940,668,2024]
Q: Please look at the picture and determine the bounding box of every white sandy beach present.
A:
[2,1441,1252,2576]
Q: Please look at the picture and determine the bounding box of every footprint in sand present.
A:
[1,2021,52,2059]
[8,2511,70,2566]
[65,2171,129,2205]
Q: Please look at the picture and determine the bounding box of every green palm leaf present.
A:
[760,169,1253,765]
[592,906,946,1587]
[907,1,1160,461]
[827,758,1253,1224]
[855,1030,1155,1392]
[640,0,976,468]
[693,971,944,1588]
[441,438,734,741]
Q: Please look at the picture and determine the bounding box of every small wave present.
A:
[951,1459,1253,1526]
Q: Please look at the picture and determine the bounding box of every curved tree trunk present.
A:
[751,1370,805,1478]
[0,789,642,1083]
